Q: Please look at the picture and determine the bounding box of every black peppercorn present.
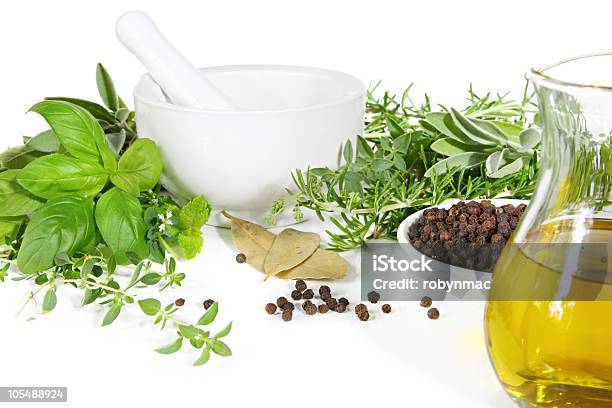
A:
[420,296,432,308]
[357,311,370,321]
[382,304,391,313]
[265,303,277,314]
[302,289,314,300]
[302,300,314,310]
[295,279,307,292]
[276,296,288,308]
[235,253,247,263]
[320,291,332,301]
[282,309,293,321]
[282,302,295,311]
[335,303,347,313]
[318,304,329,313]
[291,290,303,301]
[355,303,368,315]
[427,308,440,320]
[338,297,349,306]
[325,297,338,311]
[319,285,331,296]
[367,291,381,304]
[203,299,215,309]
[175,298,185,307]
[304,302,317,315]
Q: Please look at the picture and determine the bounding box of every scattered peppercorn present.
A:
[335,303,347,313]
[338,297,349,306]
[276,296,288,308]
[319,285,331,296]
[174,298,185,307]
[318,304,330,313]
[302,300,314,310]
[420,296,432,308]
[302,289,314,300]
[282,302,295,311]
[265,303,277,314]
[235,253,247,263]
[295,279,307,292]
[355,304,368,315]
[427,308,440,320]
[304,302,317,315]
[325,297,338,311]
[203,299,215,309]
[382,304,391,313]
[367,291,381,304]
[291,290,303,301]
[320,291,332,301]
[282,309,293,321]
[357,311,370,321]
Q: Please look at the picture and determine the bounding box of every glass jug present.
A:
[485,54,612,407]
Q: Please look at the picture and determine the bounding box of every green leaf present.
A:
[356,136,374,158]
[102,302,122,326]
[110,139,162,195]
[392,133,411,153]
[95,188,148,265]
[140,273,162,285]
[343,171,362,195]
[371,158,393,172]
[17,154,108,199]
[45,97,115,122]
[179,196,211,230]
[0,170,45,216]
[192,345,211,366]
[178,324,207,339]
[138,298,161,316]
[214,321,232,339]
[82,288,101,306]
[17,196,95,274]
[450,108,505,145]
[0,217,24,242]
[42,287,57,312]
[424,112,479,146]
[491,121,523,145]
[519,128,541,149]
[197,301,218,326]
[386,115,404,138]
[96,63,119,112]
[80,258,94,278]
[26,129,60,153]
[29,100,116,171]
[155,337,183,354]
[177,228,204,260]
[485,150,506,174]
[211,340,232,357]
[488,156,530,178]
[430,137,482,157]
[424,152,488,177]
[0,145,45,169]
[343,140,353,164]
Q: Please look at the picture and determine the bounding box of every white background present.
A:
[0,1,608,407]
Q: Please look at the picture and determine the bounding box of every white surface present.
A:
[116,11,237,110]
[1,0,609,407]
[135,65,364,220]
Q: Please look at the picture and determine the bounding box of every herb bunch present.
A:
[0,64,231,365]
[268,83,540,251]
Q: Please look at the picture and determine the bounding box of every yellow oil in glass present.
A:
[485,219,612,407]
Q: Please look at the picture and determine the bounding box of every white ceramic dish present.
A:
[134,65,365,226]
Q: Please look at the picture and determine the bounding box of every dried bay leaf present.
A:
[264,228,320,279]
[276,248,347,280]
[222,211,275,272]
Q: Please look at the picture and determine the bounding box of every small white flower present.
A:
[158,224,166,232]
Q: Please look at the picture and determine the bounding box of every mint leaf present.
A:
[179,196,210,230]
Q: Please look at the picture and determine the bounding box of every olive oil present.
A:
[485,219,612,407]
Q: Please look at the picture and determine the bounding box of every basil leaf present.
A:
[0,145,45,169]
[17,153,108,199]
[424,152,488,177]
[45,97,115,122]
[17,196,95,274]
[0,170,44,216]
[138,298,161,316]
[29,100,116,171]
[110,138,162,195]
[26,129,60,153]
[0,217,24,242]
[95,188,148,264]
[179,196,210,230]
[96,63,119,112]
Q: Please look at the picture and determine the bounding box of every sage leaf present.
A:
[488,156,530,178]
[156,337,183,355]
[17,153,108,199]
[197,301,218,326]
[95,188,148,264]
[45,97,115,122]
[491,121,523,146]
[96,63,119,112]
[211,340,232,357]
[0,145,45,169]
[29,100,116,171]
[424,112,479,145]
[223,211,275,272]
[102,302,122,326]
[26,129,60,153]
[450,108,504,145]
[42,287,57,313]
[263,228,320,279]
[0,170,45,216]
[519,128,541,150]
[430,137,480,157]
[17,196,95,274]
[138,298,161,316]
[485,149,511,175]
[110,139,162,195]
[193,346,211,366]
[276,248,347,280]
[424,152,488,177]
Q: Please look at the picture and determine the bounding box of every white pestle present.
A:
[116,11,238,110]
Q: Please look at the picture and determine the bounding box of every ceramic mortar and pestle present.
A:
[116,11,365,226]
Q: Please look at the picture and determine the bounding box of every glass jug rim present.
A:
[528,52,612,92]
